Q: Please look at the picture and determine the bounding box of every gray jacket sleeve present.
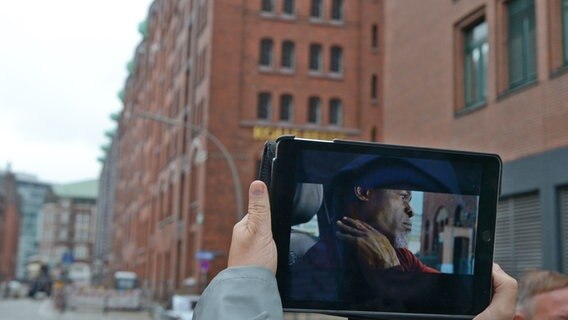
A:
[193,266,283,320]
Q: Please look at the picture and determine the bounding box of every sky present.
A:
[0,0,154,184]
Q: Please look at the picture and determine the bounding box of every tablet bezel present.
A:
[269,137,501,319]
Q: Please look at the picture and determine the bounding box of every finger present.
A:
[342,217,379,234]
[245,180,271,235]
[341,216,366,229]
[337,220,366,236]
[335,232,357,244]
[355,219,376,231]
[473,263,517,320]
[491,263,517,305]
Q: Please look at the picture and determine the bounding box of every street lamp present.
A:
[136,111,244,220]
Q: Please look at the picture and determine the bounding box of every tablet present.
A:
[265,137,501,319]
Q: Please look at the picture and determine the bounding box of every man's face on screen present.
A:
[359,189,414,248]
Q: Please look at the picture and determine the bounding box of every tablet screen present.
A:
[271,140,500,317]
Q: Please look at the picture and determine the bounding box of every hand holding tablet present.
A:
[260,137,504,319]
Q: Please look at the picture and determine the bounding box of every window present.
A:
[279,94,293,121]
[281,41,295,69]
[75,213,90,225]
[58,230,68,241]
[330,46,343,74]
[563,0,568,65]
[257,92,272,120]
[307,97,321,124]
[370,126,377,142]
[309,44,323,72]
[371,74,378,100]
[372,24,378,49]
[494,193,542,278]
[259,38,274,67]
[464,20,488,108]
[74,245,88,260]
[507,0,536,89]
[329,99,342,125]
[60,211,69,225]
[198,0,208,34]
[560,187,568,274]
[74,230,89,242]
[261,0,274,13]
[283,0,295,16]
[331,0,344,21]
[310,0,323,19]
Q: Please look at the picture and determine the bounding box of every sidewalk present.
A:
[38,299,151,320]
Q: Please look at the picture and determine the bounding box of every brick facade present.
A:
[382,0,568,161]
[0,172,20,281]
[112,0,383,300]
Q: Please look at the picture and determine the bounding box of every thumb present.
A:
[245,180,271,234]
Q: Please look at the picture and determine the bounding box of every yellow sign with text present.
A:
[253,126,346,141]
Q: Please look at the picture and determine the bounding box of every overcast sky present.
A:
[0,0,154,184]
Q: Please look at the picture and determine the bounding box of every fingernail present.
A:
[250,182,264,196]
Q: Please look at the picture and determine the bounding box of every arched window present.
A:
[307,96,321,124]
[259,38,273,67]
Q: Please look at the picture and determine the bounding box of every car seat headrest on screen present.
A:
[292,183,324,225]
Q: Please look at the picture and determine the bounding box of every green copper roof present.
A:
[118,89,125,103]
[104,129,116,139]
[138,20,148,38]
[127,59,135,74]
[53,179,98,199]
[110,112,121,121]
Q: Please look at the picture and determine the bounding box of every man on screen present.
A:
[336,187,438,273]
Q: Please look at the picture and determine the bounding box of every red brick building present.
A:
[382,0,568,277]
[111,0,383,299]
[0,171,20,281]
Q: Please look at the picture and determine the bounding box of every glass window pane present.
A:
[507,0,536,89]
[464,20,487,107]
[261,0,274,12]
[283,0,295,15]
[371,74,378,99]
[330,46,343,73]
[259,39,273,66]
[331,0,343,21]
[280,95,293,121]
[282,41,295,69]
[310,44,322,71]
[308,97,321,123]
[372,25,378,48]
[257,93,271,120]
[329,99,342,125]
[311,0,322,18]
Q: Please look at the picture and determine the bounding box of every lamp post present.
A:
[136,111,244,220]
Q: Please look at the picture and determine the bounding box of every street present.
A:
[0,298,150,320]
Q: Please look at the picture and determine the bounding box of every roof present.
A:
[52,179,98,199]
